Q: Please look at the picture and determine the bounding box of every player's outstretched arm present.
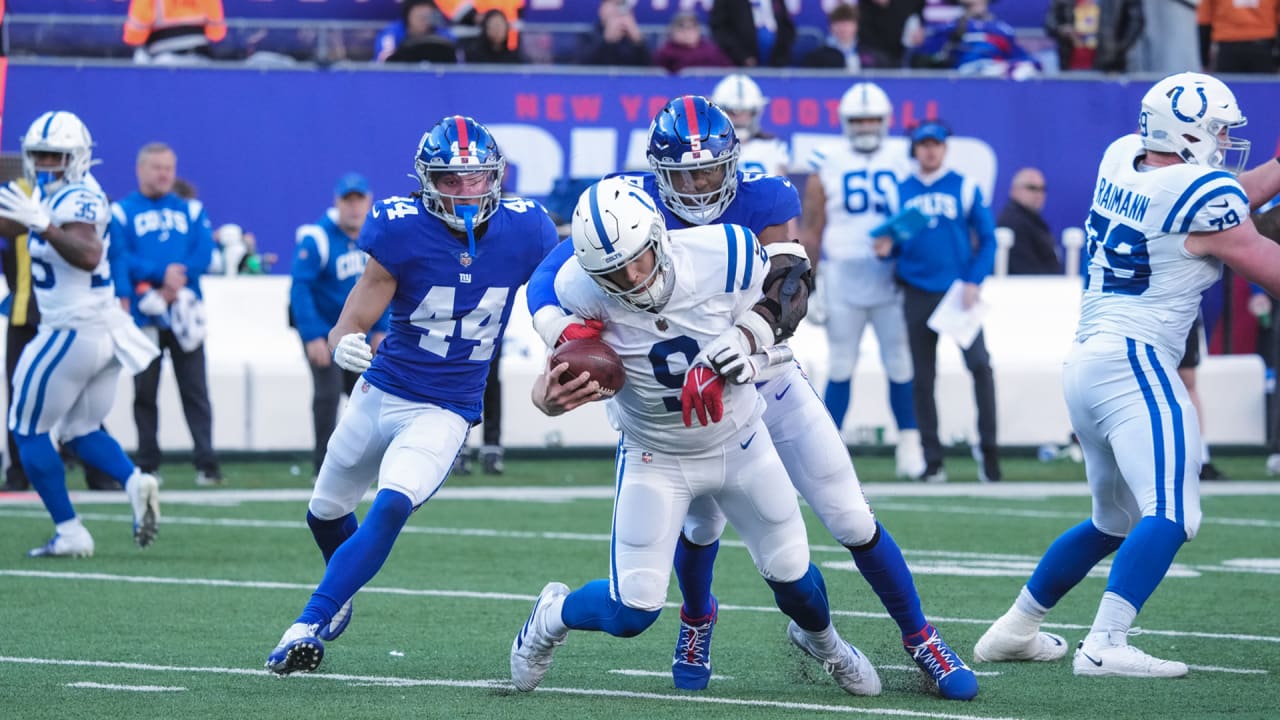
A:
[1189,219,1280,298]
[328,256,397,350]
[1237,157,1280,211]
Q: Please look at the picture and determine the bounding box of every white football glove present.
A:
[333,332,373,373]
[0,183,50,233]
[702,327,755,384]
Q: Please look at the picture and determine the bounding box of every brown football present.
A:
[551,338,626,397]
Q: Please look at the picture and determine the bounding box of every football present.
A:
[550,338,626,397]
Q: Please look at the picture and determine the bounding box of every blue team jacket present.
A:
[290,209,389,343]
[110,191,216,328]
[893,169,997,293]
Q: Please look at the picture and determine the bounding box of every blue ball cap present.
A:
[910,121,950,145]
[334,172,371,198]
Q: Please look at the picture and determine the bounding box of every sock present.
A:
[1012,585,1053,624]
[673,534,718,618]
[307,511,359,563]
[1103,516,1186,614]
[296,490,412,626]
[1025,520,1124,608]
[16,433,75,524]
[765,563,831,633]
[1089,591,1139,639]
[65,430,136,484]
[823,379,851,429]
[849,523,927,637]
[889,380,917,430]
[560,578,659,637]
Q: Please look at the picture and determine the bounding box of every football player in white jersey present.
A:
[711,74,791,177]
[0,111,160,557]
[801,81,924,478]
[975,72,1280,678]
[511,177,880,698]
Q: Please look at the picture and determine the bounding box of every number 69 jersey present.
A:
[358,194,559,422]
[554,223,769,453]
[1076,134,1249,359]
[29,182,115,327]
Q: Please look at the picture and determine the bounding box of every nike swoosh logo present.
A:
[740,432,757,450]
[774,385,792,401]
[1081,652,1103,667]
[1209,201,1229,209]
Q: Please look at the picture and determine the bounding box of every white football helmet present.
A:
[838,82,893,153]
[711,74,768,139]
[1139,72,1249,174]
[22,110,95,193]
[571,177,674,312]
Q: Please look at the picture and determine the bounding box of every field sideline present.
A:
[1,456,1276,720]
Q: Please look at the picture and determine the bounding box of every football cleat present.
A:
[895,429,927,478]
[510,582,570,691]
[974,611,1068,662]
[127,471,161,548]
[672,599,717,690]
[1072,631,1188,678]
[265,622,325,676]
[195,470,223,487]
[481,446,505,475]
[317,598,353,642]
[905,624,979,700]
[28,527,95,558]
[787,621,881,696]
[918,463,947,484]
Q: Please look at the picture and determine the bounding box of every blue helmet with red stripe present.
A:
[646,95,741,225]
[414,115,506,231]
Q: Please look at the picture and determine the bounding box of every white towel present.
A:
[169,287,208,352]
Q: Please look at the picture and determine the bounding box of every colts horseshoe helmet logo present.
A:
[1166,85,1208,124]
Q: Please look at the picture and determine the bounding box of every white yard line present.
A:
[66,681,186,692]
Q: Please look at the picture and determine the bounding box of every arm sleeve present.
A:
[183,200,215,280]
[965,184,998,283]
[526,238,575,316]
[289,229,328,342]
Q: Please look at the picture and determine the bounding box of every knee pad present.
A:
[309,494,352,521]
[756,538,811,583]
[616,566,670,614]
[828,505,879,548]
[682,500,727,547]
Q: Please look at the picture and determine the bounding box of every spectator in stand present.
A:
[377,0,458,64]
[901,0,966,58]
[464,9,526,63]
[710,0,796,67]
[578,0,650,67]
[1046,0,1145,72]
[998,168,1062,275]
[653,11,734,74]
[858,0,920,67]
[436,0,525,52]
[124,0,226,63]
[1198,0,1279,73]
[1127,0,1200,74]
[911,0,1039,78]
[803,3,888,69]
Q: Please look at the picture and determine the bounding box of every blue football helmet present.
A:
[414,115,506,231]
[647,95,741,226]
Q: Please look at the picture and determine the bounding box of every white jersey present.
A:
[739,135,791,177]
[1076,134,1248,360]
[808,139,911,306]
[29,182,116,327]
[555,223,769,453]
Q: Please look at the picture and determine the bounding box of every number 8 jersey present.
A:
[29,182,115,327]
[1077,134,1249,359]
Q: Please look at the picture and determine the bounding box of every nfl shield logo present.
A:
[361,381,370,393]
[459,252,472,267]
[641,452,653,464]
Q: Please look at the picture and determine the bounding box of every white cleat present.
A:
[974,611,1068,662]
[127,471,161,548]
[1072,632,1188,678]
[28,526,95,558]
[265,622,325,676]
[895,429,927,478]
[510,582,570,692]
[787,621,881,696]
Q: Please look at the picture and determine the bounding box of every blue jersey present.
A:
[893,170,996,293]
[360,194,558,421]
[526,171,799,320]
[110,191,216,328]
[290,209,389,343]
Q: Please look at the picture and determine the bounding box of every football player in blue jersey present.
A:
[975,73,1280,678]
[0,111,161,557]
[526,96,977,700]
[265,116,559,676]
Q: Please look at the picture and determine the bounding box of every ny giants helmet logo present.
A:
[1167,85,1208,124]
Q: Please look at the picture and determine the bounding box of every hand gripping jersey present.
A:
[29,182,115,327]
[358,194,559,422]
[553,223,769,452]
[1076,135,1248,360]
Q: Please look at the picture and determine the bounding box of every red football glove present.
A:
[681,365,725,427]
[557,318,605,346]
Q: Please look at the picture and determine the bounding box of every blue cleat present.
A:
[265,622,325,676]
[672,598,716,691]
[317,599,352,642]
[904,624,978,700]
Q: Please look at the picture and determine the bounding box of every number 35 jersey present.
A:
[358,194,559,422]
[29,182,114,327]
[1077,134,1249,359]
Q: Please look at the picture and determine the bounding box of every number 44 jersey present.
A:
[1077,134,1249,359]
[358,194,559,422]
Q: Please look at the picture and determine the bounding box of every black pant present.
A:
[902,284,998,465]
[133,329,218,475]
[1216,40,1277,74]
[5,322,36,488]
[482,353,502,447]
[308,355,360,475]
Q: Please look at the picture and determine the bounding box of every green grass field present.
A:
[2,456,1277,719]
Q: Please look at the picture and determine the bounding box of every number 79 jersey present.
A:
[1076,134,1249,360]
[29,182,114,327]
[358,193,559,422]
